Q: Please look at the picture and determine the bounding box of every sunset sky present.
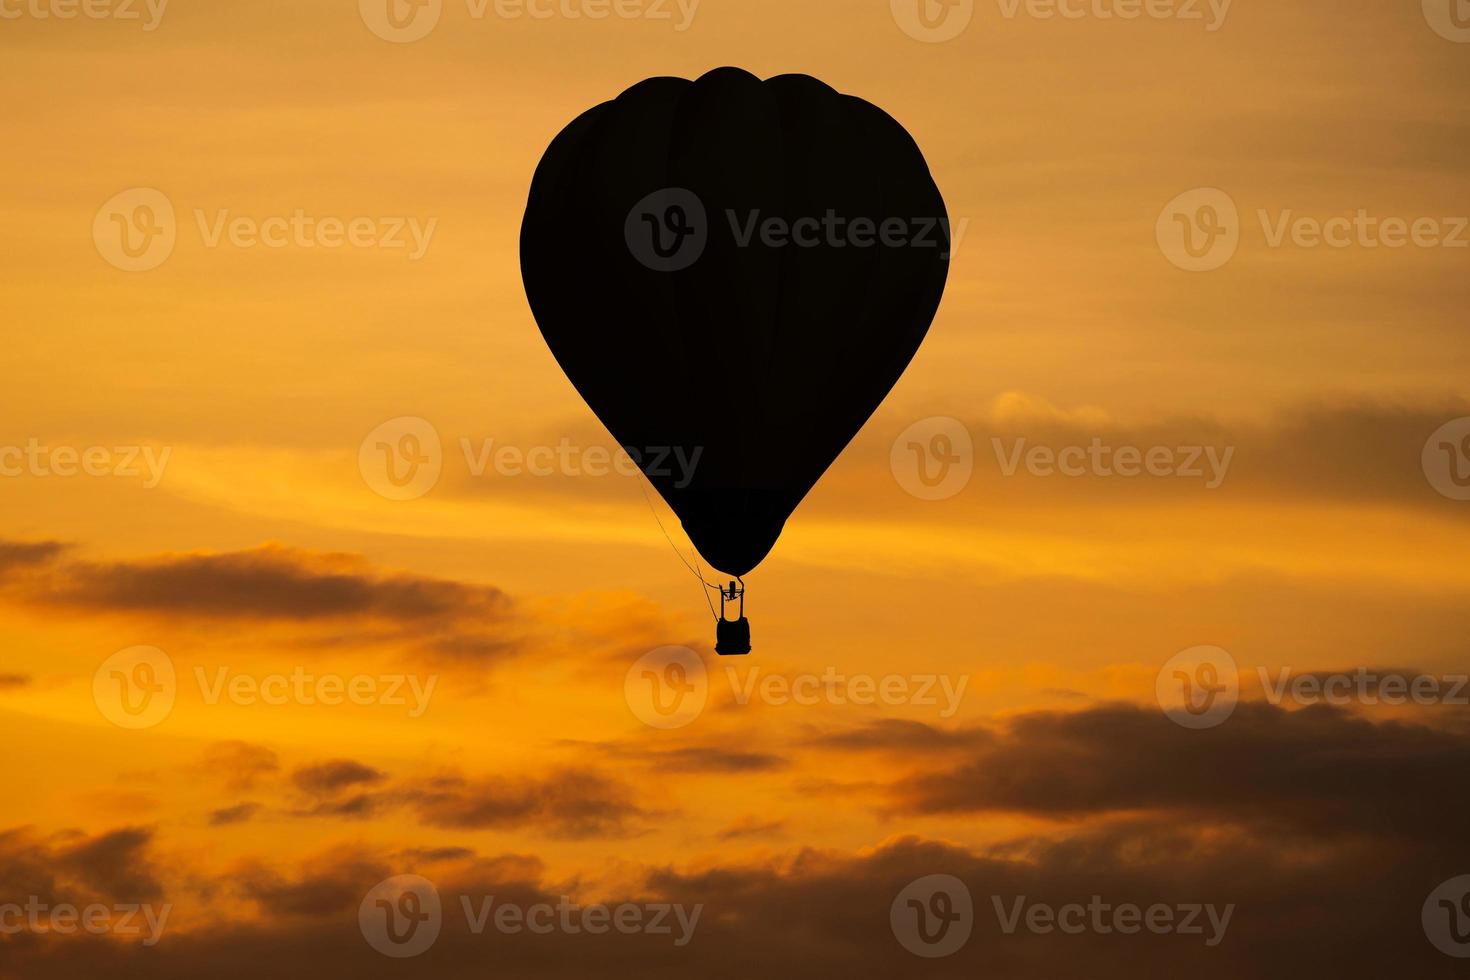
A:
[3,0,1470,976]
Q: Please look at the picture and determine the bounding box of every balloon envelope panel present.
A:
[521,67,950,575]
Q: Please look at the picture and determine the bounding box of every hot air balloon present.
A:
[520,67,950,655]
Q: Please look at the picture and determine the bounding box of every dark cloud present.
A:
[890,701,1470,843]
[0,673,31,688]
[292,761,388,796]
[402,769,647,839]
[207,804,260,827]
[717,818,787,841]
[0,542,530,663]
[235,853,390,919]
[0,826,162,907]
[575,738,790,774]
[3,827,1462,979]
[0,539,68,573]
[49,544,510,623]
[193,742,281,793]
[805,718,992,754]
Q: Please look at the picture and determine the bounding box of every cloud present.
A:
[0,542,531,663]
[0,826,162,907]
[717,818,787,841]
[0,539,67,574]
[805,718,992,754]
[291,761,388,797]
[6,826,1451,979]
[48,544,509,623]
[192,742,281,794]
[573,738,790,774]
[888,701,1470,842]
[207,804,260,827]
[402,769,647,839]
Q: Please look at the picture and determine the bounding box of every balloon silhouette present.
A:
[521,67,950,648]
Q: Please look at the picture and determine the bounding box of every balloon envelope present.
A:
[521,67,949,575]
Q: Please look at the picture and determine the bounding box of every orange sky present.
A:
[2,1,1469,976]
